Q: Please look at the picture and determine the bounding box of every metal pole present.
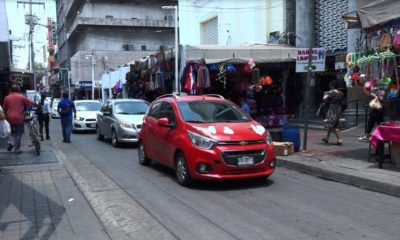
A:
[174,6,179,94]
[91,55,95,100]
[302,47,313,151]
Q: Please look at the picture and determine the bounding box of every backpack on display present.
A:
[380,32,392,51]
[393,28,400,50]
[370,35,380,50]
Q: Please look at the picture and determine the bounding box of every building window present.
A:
[201,16,218,45]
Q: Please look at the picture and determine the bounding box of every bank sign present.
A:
[79,81,92,89]
[295,48,326,73]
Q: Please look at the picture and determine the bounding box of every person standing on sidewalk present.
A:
[57,92,76,143]
[3,84,35,154]
[37,93,51,141]
[358,80,386,142]
[321,80,345,145]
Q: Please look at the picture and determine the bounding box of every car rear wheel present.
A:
[175,152,192,186]
[111,129,119,147]
[138,142,151,166]
[96,126,104,141]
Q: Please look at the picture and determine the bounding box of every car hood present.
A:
[187,121,267,141]
[76,111,98,119]
[115,114,145,124]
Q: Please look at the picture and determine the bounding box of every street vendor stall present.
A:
[180,44,300,128]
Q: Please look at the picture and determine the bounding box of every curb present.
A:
[276,157,400,198]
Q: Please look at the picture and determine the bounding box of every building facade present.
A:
[55,0,177,99]
[179,0,292,46]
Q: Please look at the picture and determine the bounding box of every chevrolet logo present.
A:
[239,141,248,145]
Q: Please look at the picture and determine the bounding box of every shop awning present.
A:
[100,66,129,89]
[357,0,400,29]
[182,44,298,64]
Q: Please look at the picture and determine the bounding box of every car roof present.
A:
[108,98,147,103]
[156,94,226,102]
[74,100,101,103]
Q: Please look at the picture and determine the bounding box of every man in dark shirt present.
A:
[57,92,76,143]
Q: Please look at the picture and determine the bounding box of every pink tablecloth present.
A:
[369,125,400,148]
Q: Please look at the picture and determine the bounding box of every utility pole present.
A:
[18,0,45,91]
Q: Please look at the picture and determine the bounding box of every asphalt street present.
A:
[51,120,400,240]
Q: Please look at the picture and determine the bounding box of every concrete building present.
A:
[179,0,293,46]
[55,0,177,99]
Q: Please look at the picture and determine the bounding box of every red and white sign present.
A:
[296,48,326,72]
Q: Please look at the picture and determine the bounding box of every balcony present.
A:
[68,16,175,40]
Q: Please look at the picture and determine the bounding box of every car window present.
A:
[159,102,176,124]
[178,100,250,123]
[76,102,102,111]
[114,101,148,115]
[148,101,162,119]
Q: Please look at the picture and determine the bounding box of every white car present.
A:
[51,98,61,118]
[73,100,102,132]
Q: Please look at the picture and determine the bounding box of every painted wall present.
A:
[179,0,285,46]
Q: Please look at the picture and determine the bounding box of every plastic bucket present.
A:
[281,125,300,152]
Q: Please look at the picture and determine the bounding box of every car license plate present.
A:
[237,156,254,166]
[90,123,96,128]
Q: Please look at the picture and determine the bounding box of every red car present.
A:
[138,94,276,186]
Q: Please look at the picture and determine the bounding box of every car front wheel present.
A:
[111,129,119,147]
[175,152,192,186]
[138,142,151,166]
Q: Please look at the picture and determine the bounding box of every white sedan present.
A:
[73,100,102,132]
[51,98,61,118]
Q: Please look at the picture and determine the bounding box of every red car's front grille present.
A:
[223,168,265,175]
[218,140,265,146]
[221,149,266,166]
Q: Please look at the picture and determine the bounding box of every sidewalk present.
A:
[0,134,109,239]
[276,124,400,198]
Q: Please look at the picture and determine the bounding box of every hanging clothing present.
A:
[196,66,210,89]
[155,68,165,89]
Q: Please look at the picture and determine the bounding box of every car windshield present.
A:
[114,101,148,114]
[76,102,102,111]
[178,100,250,123]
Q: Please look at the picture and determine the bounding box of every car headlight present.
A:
[77,116,85,121]
[188,131,217,150]
[265,131,273,145]
[119,121,134,129]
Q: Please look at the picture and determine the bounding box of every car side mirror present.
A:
[158,117,174,128]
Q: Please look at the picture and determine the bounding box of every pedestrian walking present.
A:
[57,92,76,143]
[37,93,51,141]
[3,84,35,154]
[321,81,345,145]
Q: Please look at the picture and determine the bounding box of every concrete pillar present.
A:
[296,0,316,115]
[347,0,360,52]
[296,0,315,48]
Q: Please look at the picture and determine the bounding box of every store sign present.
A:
[79,81,92,89]
[296,48,326,72]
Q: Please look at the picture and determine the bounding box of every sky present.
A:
[5,0,56,69]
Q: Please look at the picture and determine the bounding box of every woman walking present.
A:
[37,93,51,141]
[321,81,345,145]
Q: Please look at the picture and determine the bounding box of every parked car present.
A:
[96,99,149,147]
[73,100,102,132]
[138,94,276,186]
[51,98,61,118]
